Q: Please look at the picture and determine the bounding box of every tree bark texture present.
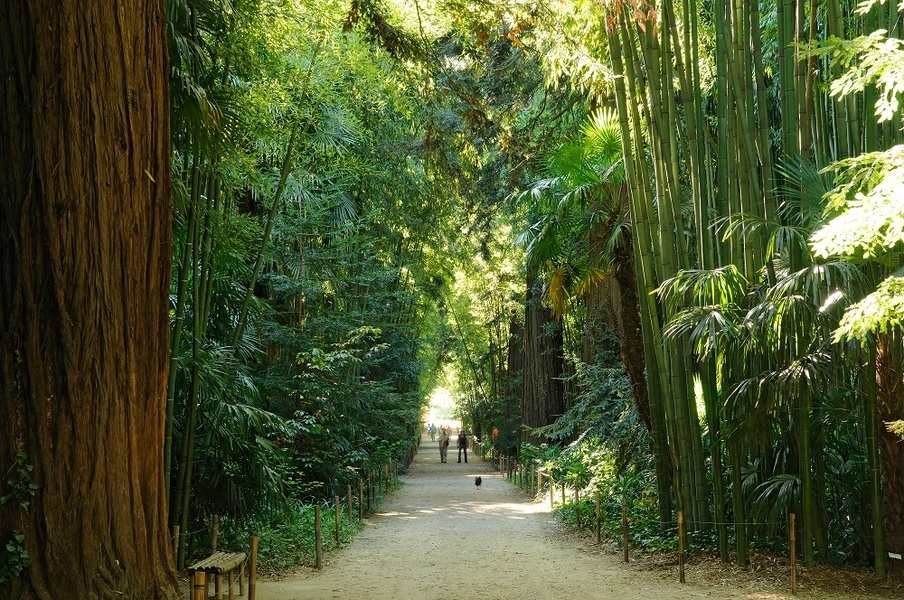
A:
[607,211,653,434]
[521,274,565,444]
[877,334,904,562]
[0,0,178,597]
[506,319,525,421]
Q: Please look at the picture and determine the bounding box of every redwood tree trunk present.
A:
[877,333,904,564]
[0,0,178,598]
[521,274,565,444]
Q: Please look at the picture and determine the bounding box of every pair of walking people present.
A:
[437,429,468,463]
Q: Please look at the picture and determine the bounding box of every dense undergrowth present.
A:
[509,435,876,569]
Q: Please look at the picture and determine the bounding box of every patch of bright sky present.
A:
[386,0,453,40]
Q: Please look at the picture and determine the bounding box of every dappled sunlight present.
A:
[372,493,550,524]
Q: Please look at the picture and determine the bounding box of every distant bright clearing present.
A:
[426,387,460,429]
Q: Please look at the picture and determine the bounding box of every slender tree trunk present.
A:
[0,0,179,597]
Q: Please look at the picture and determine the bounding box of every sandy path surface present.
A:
[257,440,886,600]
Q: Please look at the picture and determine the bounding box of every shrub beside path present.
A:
[257,439,888,600]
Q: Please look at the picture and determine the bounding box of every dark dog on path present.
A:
[475,476,482,489]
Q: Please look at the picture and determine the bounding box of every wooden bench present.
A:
[187,551,247,600]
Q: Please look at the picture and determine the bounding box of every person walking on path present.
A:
[457,431,468,463]
[438,428,450,463]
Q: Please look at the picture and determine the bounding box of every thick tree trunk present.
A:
[610,222,653,433]
[521,274,565,444]
[506,319,525,422]
[0,0,178,598]
[877,333,904,564]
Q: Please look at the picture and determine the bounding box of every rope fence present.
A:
[170,452,410,592]
[492,459,806,595]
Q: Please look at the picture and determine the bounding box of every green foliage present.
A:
[0,453,35,584]
[217,502,365,572]
[812,146,904,263]
[814,31,904,123]
[888,420,904,439]
[834,276,904,341]
[544,443,673,552]
[0,533,31,585]
[1,452,37,511]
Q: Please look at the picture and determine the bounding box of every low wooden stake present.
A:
[314,505,323,569]
[549,474,554,509]
[678,511,686,583]
[621,496,628,561]
[248,535,259,600]
[596,491,602,546]
[790,513,797,595]
[335,495,341,544]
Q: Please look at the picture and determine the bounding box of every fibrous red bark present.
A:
[0,0,178,597]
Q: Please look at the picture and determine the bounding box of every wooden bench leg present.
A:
[191,571,207,600]
[228,570,235,600]
[239,563,244,596]
[216,572,223,600]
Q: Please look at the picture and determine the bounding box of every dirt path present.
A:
[257,440,889,600]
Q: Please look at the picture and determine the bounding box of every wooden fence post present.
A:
[249,535,259,600]
[790,513,797,595]
[334,495,341,544]
[561,479,566,507]
[621,496,628,561]
[595,491,601,545]
[548,474,554,509]
[678,511,686,583]
[314,505,323,569]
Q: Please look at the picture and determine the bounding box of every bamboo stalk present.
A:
[192,571,207,600]
[358,479,364,520]
[171,526,180,565]
[790,513,797,594]
[678,511,686,583]
[347,484,353,523]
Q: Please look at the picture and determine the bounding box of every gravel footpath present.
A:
[255,438,890,600]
